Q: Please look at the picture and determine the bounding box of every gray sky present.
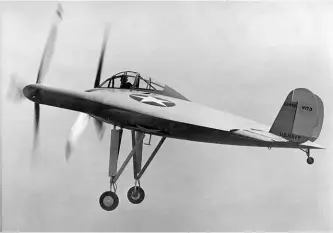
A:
[1,1,333,231]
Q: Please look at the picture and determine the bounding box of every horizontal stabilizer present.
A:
[231,128,325,149]
[300,140,325,149]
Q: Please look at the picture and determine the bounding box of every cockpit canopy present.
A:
[99,71,189,101]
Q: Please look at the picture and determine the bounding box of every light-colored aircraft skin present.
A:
[10,4,325,212]
[23,83,324,150]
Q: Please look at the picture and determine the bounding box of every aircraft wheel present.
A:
[99,191,119,211]
[127,186,145,204]
[307,157,314,165]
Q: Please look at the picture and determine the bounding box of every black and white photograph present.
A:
[1,1,332,231]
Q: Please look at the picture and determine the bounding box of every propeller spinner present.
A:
[7,6,109,161]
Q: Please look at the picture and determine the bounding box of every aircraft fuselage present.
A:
[23,84,311,149]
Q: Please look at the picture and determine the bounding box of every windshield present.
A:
[100,71,165,91]
[98,70,189,101]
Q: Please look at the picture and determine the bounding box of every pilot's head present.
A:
[121,75,128,83]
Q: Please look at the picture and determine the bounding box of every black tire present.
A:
[307,157,314,165]
[99,191,119,211]
[127,186,145,204]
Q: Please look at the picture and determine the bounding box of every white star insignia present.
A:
[140,96,167,107]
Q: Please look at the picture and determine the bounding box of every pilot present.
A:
[120,75,132,89]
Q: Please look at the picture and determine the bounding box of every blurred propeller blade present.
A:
[89,26,110,140]
[33,103,40,150]
[94,25,110,88]
[56,3,64,20]
[36,5,62,84]
[32,5,63,151]
[65,113,90,161]
[93,118,106,140]
[7,74,27,101]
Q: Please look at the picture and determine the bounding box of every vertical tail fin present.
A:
[269,88,324,143]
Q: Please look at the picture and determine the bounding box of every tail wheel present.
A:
[127,186,145,204]
[307,157,314,165]
[99,191,119,211]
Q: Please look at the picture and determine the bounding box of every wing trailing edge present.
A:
[231,128,325,149]
[231,129,288,142]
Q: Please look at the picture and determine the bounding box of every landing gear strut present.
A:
[126,131,166,205]
[301,148,314,165]
[99,127,166,211]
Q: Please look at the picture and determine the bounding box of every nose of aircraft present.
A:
[23,84,40,102]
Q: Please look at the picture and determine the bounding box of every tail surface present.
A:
[269,88,324,143]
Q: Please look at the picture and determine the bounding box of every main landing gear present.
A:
[300,148,314,165]
[99,190,119,211]
[99,127,166,211]
[127,181,145,204]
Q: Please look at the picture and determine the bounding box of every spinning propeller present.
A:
[33,7,62,149]
[65,25,110,161]
[92,25,110,140]
[7,4,63,152]
[8,4,109,162]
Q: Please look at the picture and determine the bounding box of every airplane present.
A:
[8,6,325,211]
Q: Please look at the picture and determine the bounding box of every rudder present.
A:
[309,94,324,142]
[269,88,324,143]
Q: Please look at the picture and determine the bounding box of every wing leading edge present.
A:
[23,84,111,114]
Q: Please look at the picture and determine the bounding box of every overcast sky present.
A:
[1,1,333,231]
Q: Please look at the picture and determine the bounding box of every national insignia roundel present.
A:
[129,93,175,107]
